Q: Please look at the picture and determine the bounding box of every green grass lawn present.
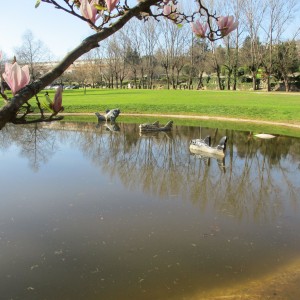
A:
[32,88,300,123]
[1,88,300,136]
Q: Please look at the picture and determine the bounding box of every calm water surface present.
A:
[0,121,300,300]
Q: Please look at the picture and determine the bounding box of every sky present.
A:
[0,0,299,61]
[0,0,95,60]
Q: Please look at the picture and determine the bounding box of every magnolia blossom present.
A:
[217,16,238,37]
[52,86,63,113]
[191,20,208,38]
[44,86,63,114]
[105,0,119,12]
[2,62,30,95]
[163,1,178,21]
[80,0,100,23]
[0,51,2,61]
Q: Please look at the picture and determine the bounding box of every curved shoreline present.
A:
[123,113,300,129]
[200,257,300,299]
[59,112,300,130]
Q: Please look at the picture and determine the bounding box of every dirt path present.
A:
[123,113,300,129]
[60,113,300,130]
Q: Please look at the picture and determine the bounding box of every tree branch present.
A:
[0,0,159,129]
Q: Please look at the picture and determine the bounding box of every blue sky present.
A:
[0,0,139,60]
[0,0,299,60]
[0,0,95,59]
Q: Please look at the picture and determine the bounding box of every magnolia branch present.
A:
[0,0,159,129]
[0,0,238,129]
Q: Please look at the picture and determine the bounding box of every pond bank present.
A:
[54,113,300,130]
[196,257,300,300]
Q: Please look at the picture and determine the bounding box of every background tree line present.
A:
[1,0,299,92]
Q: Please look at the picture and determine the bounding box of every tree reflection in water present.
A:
[0,123,56,171]
[1,121,299,220]
[1,121,300,299]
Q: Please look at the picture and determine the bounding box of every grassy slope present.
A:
[2,89,300,136]
[42,89,300,123]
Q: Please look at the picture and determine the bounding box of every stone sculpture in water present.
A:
[95,108,121,123]
[189,135,227,157]
[139,120,173,133]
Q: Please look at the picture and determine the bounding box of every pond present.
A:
[1,121,300,300]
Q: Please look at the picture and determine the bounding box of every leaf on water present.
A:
[30,265,39,270]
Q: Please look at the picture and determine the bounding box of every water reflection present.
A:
[0,123,56,171]
[1,122,300,300]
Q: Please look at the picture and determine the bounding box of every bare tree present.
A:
[72,61,89,93]
[105,33,128,89]
[273,40,300,91]
[140,18,159,89]
[242,0,267,90]
[260,0,298,91]
[0,0,237,129]
[81,49,104,88]
[190,38,210,89]
[157,19,188,89]
[221,0,245,90]
[15,30,53,81]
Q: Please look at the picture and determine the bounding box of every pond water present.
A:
[1,121,300,300]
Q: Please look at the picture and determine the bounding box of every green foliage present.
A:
[273,41,300,81]
[1,88,300,135]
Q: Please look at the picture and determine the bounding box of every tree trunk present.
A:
[232,65,237,90]
[164,66,170,90]
[149,71,154,89]
[251,72,257,90]
[188,75,193,90]
[133,69,137,88]
[140,67,144,89]
[197,71,204,89]
[216,65,223,90]
[284,76,290,92]
[171,66,176,89]
[266,72,271,91]
[226,69,232,90]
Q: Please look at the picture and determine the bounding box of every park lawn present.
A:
[1,88,300,124]
[33,88,300,123]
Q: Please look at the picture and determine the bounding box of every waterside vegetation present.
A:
[2,88,299,136]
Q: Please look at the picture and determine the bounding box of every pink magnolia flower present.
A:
[80,0,100,23]
[105,0,119,12]
[191,20,208,38]
[2,62,30,95]
[44,86,63,114]
[163,2,178,22]
[52,86,63,113]
[217,16,238,37]
[0,51,2,61]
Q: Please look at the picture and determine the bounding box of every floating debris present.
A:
[254,133,276,139]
